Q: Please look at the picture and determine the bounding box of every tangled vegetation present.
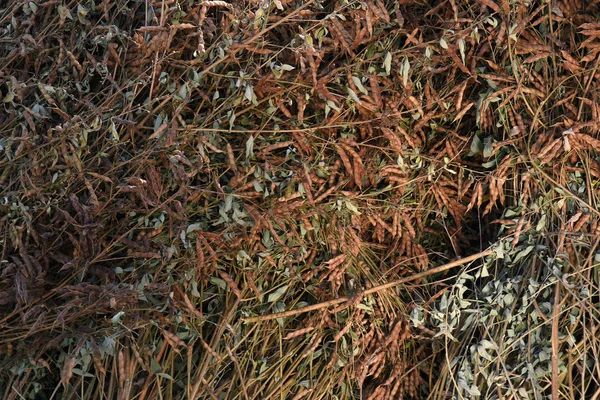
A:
[1,0,600,398]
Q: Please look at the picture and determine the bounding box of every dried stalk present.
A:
[243,249,493,323]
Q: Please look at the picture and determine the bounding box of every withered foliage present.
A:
[1,0,600,398]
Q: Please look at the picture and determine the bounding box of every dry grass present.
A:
[1,0,600,398]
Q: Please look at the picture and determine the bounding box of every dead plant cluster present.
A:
[1,0,600,398]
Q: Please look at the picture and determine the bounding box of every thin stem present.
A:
[243,249,494,324]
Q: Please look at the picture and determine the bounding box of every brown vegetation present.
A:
[1,0,600,398]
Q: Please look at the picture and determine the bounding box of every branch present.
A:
[242,248,494,324]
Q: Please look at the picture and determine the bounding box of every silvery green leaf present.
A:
[479,339,498,350]
[186,223,203,233]
[459,299,471,308]
[210,277,227,290]
[268,285,289,303]
[101,336,116,356]
[458,378,471,392]
[176,83,188,100]
[345,201,361,215]
[478,263,490,278]
[471,134,483,154]
[458,38,466,60]
[351,76,368,95]
[111,311,125,324]
[439,293,448,312]
[483,136,494,158]
[482,158,496,168]
[110,122,119,141]
[246,135,254,159]
[461,313,477,331]
[72,368,94,378]
[536,213,546,231]
[477,345,494,361]
[275,63,295,72]
[326,100,340,112]
[402,58,410,86]
[224,196,233,212]
[347,87,361,104]
[485,16,498,27]
[513,245,534,263]
[244,84,254,102]
[410,306,424,326]
[383,52,392,76]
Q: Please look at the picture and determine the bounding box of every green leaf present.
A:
[401,58,410,86]
[469,385,481,396]
[345,200,361,214]
[479,339,498,350]
[485,16,498,28]
[244,84,256,104]
[351,76,368,95]
[477,345,494,361]
[482,159,497,168]
[186,223,203,234]
[513,245,534,263]
[3,92,14,103]
[72,368,94,378]
[101,336,116,356]
[111,311,125,324]
[224,196,233,212]
[210,277,227,290]
[109,122,119,141]
[471,134,483,154]
[536,213,546,231]
[383,52,392,76]
[483,136,494,158]
[268,285,289,303]
[478,263,490,278]
[347,87,361,104]
[326,100,340,112]
[176,83,188,100]
[246,135,254,159]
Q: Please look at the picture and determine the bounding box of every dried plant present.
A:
[1,0,600,399]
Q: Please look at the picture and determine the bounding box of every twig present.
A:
[551,278,561,400]
[243,249,494,323]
